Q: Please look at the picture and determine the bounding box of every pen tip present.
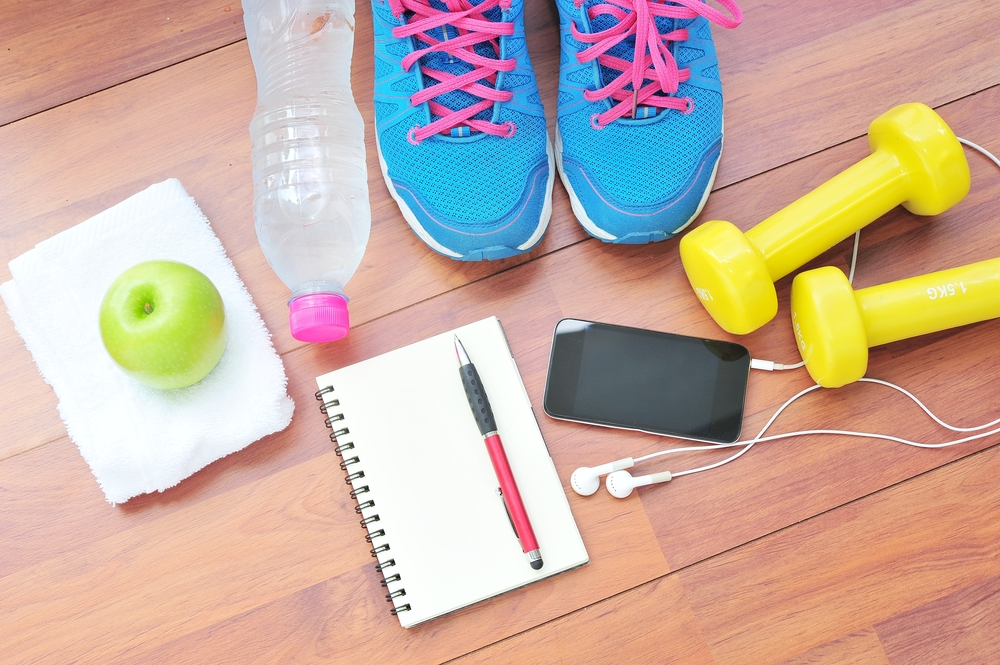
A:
[454,336,470,365]
[530,558,544,570]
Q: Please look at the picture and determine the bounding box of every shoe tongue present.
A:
[413,0,505,126]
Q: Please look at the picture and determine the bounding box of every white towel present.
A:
[1,179,295,504]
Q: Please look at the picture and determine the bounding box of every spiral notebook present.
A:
[315,316,589,628]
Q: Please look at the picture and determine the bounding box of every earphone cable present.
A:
[636,383,820,475]
[634,383,823,468]
[958,137,1000,170]
[636,377,1000,478]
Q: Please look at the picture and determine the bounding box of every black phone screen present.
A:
[543,319,751,444]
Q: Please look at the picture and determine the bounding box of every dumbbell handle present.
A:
[857,257,1000,347]
[748,149,909,282]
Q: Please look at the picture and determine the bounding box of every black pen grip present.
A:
[459,363,497,435]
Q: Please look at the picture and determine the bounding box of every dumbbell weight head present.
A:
[790,267,869,388]
[679,219,777,335]
[869,103,970,216]
[793,258,1000,388]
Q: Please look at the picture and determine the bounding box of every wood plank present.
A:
[0,0,246,126]
[460,443,1000,664]
[875,576,1000,664]
[0,421,668,663]
[777,630,891,665]
[717,0,1000,187]
[454,576,715,665]
[679,445,1000,664]
[460,599,894,665]
[112,488,666,664]
[0,450,372,663]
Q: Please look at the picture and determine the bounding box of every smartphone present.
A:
[543,319,751,444]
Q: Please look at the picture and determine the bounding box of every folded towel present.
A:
[1,179,294,504]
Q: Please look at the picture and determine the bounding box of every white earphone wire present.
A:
[636,377,1000,479]
[958,136,1000,170]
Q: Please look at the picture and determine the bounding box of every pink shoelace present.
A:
[389,0,517,144]
[571,0,742,128]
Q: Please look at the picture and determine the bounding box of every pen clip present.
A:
[496,488,519,540]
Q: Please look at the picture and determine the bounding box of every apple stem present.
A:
[144,302,153,315]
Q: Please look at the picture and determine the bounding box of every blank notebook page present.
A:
[316,316,589,628]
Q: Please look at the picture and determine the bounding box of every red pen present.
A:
[454,336,543,570]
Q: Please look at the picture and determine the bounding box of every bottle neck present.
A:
[291,280,347,302]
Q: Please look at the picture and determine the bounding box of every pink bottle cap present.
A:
[289,293,350,343]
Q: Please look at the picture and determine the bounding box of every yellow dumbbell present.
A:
[680,102,971,335]
[791,260,1000,388]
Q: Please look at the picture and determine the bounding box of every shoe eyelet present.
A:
[682,97,695,114]
[407,126,422,146]
[502,122,517,139]
[590,114,604,130]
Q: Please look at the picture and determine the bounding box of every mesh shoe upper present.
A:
[372,0,553,261]
[555,0,742,244]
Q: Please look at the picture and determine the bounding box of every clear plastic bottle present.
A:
[243,0,370,342]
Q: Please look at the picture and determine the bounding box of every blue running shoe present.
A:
[554,0,742,243]
[371,0,554,261]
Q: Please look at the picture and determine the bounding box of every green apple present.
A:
[99,260,228,390]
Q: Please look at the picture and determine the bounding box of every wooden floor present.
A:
[3,0,1000,662]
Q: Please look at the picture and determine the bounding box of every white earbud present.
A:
[606,470,673,498]
[570,458,634,496]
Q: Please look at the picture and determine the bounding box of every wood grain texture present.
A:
[117,490,667,664]
[3,0,1000,662]
[875,576,1000,664]
[466,444,1000,664]
[0,0,247,126]
[454,576,715,665]
[777,630,891,665]
[679,443,1000,664]
[0,414,669,663]
[716,0,1000,187]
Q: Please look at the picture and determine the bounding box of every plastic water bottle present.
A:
[243,0,370,343]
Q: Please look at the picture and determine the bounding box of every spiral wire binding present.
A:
[316,387,411,616]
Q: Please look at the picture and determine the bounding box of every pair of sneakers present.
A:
[371,0,743,260]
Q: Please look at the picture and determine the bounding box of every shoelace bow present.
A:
[390,0,517,143]
[572,0,742,128]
